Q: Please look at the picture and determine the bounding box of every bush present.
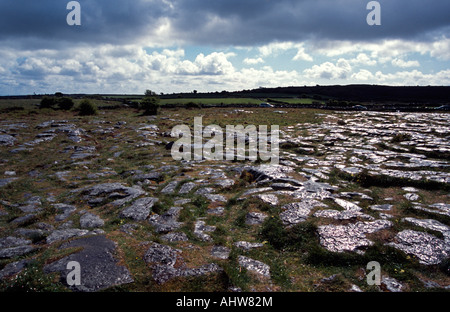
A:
[141,96,160,115]
[78,99,97,116]
[39,96,56,109]
[186,101,202,109]
[57,97,74,110]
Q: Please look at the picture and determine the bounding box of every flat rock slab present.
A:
[120,197,158,221]
[238,256,270,277]
[211,246,231,259]
[80,212,105,229]
[44,235,134,292]
[0,245,37,259]
[46,228,97,244]
[0,134,17,146]
[77,183,146,207]
[234,241,264,251]
[388,230,450,265]
[0,178,18,188]
[0,259,31,279]
[149,207,183,233]
[144,242,222,284]
[318,220,393,254]
[280,200,326,225]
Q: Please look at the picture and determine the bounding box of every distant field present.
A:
[160,97,263,105]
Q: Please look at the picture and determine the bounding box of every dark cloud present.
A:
[1,0,449,49]
[0,0,169,48]
[171,0,450,45]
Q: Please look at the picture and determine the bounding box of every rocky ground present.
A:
[0,106,449,292]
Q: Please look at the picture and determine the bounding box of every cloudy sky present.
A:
[1,0,449,95]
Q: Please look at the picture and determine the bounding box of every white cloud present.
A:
[351,69,374,81]
[258,42,312,61]
[391,58,420,68]
[312,37,450,63]
[293,45,313,62]
[303,58,352,80]
[243,57,264,65]
[350,53,377,66]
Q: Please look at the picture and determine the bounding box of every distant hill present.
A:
[230,85,450,104]
[233,85,450,103]
[1,85,449,104]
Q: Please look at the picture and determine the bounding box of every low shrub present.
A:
[78,99,98,116]
[57,97,74,110]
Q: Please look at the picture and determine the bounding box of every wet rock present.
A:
[44,235,134,292]
[80,213,105,229]
[211,246,231,259]
[245,212,268,225]
[318,220,393,254]
[119,197,158,221]
[388,230,449,265]
[238,256,270,277]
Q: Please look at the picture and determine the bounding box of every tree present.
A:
[145,89,156,97]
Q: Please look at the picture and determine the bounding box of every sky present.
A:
[0,0,449,95]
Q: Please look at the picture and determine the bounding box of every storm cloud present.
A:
[1,0,449,48]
